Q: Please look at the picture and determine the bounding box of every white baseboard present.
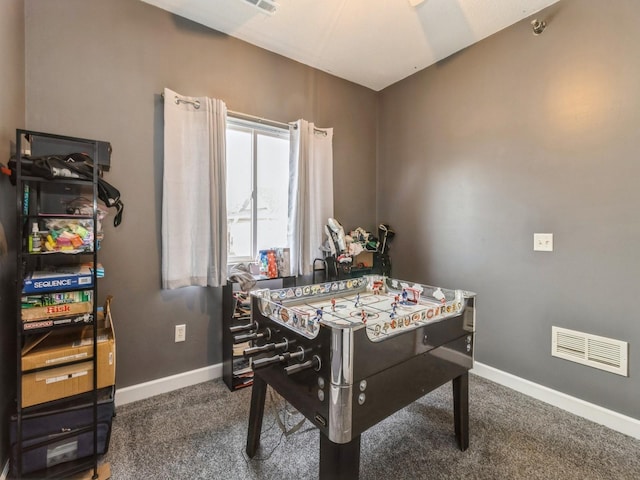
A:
[115,363,222,406]
[472,362,640,440]
[1,459,8,480]
[111,360,639,440]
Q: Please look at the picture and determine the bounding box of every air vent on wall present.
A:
[552,326,628,376]
[241,0,279,15]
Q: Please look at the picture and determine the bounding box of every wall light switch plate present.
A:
[175,324,186,342]
[534,233,553,252]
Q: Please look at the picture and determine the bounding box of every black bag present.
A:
[9,153,124,227]
[97,176,124,228]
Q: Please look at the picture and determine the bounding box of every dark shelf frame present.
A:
[222,276,296,391]
[13,129,104,479]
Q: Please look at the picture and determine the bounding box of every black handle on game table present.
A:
[285,355,322,376]
[229,322,257,334]
[243,338,295,357]
[252,346,310,370]
[280,346,309,363]
[251,353,283,370]
[234,327,272,344]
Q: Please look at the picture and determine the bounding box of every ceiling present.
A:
[141,0,559,91]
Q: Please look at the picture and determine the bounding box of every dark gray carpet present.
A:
[103,375,640,479]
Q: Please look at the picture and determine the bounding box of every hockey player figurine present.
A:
[401,289,408,304]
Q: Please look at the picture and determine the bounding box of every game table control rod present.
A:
[251,346,310,370]
[243,338,295,357]
[285,355,321,376]
[229,322,257,334]
[234,327,272,344]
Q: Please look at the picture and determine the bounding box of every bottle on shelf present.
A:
[29,223,41,253]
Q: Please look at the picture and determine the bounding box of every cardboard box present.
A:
[22,313,94,332]
[22,290,93,308]
[21,323,115,408]
[354,251,374,268]
[22,301,93,322]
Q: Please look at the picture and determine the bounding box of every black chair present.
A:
[312,258,328,283]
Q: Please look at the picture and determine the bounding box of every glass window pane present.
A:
[256,133,289,251]
[226,128,253,259]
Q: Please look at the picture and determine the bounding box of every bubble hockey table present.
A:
[244,275,476,480]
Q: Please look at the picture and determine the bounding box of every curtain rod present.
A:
[228,109,291,130]
[162,91,201,109]
[229,112,326,136]
[161,92,327,135]
[162,92,290,128]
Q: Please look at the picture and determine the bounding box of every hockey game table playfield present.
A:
[244,275,477,480]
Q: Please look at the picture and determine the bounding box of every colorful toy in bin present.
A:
[40,218,98,253]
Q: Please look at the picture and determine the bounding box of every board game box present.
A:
[23,265,95,294]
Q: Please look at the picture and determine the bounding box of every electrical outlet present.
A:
[175,324,186,342]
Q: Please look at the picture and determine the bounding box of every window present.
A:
[226,116,290,262]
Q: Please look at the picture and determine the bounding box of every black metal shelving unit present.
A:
[11,129,111,479]
[222,276,296,391]
[222,286,254,391]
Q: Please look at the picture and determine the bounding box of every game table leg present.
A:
[246,375,267,458]
[319,433,361,480]
[452,372,469,451]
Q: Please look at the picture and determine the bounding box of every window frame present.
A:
[226,115,291,264]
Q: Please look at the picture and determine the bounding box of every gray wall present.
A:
[10,0,637,457]
[24,0,377,387]
[378,0,639,419]
[0,0,24,466]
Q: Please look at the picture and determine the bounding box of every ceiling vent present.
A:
[241,0,279,15]
[552,326,628,376]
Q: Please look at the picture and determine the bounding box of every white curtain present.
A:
[288,119,334,276]
[162,87,227,288]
